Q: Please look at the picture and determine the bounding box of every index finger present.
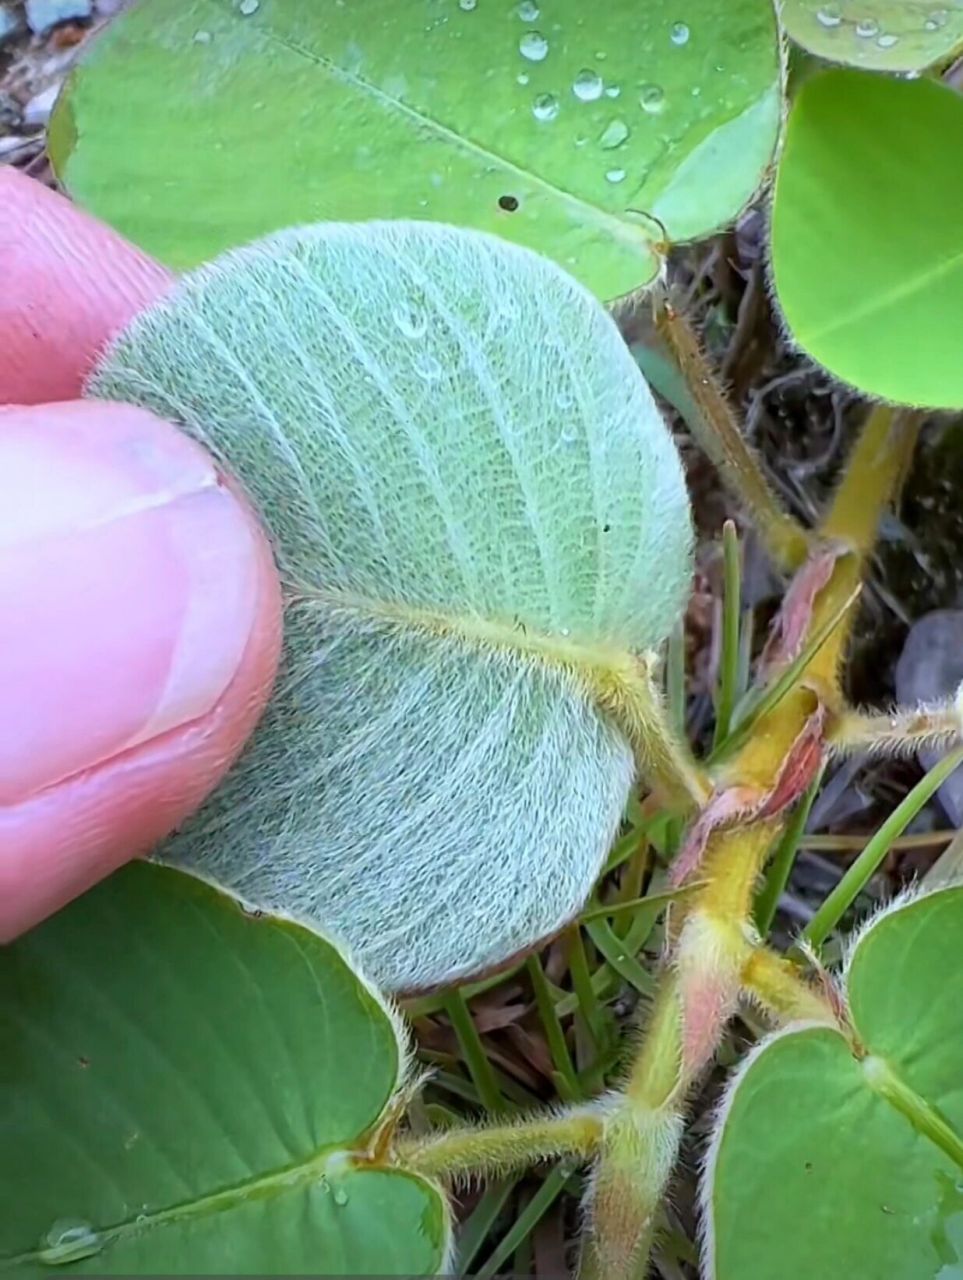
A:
[0,169,171,405]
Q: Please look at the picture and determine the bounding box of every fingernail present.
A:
[0,401,261,805]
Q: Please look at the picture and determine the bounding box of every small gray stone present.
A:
[25,0,92,35]
[895,609,963,824]
[0,3,24,46]
[22,82,59,127]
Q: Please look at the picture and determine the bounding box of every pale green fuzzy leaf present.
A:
[50,0,782,299]
[779,0,963,74]
[0,861,450,1275]
[89,221,693,993]
[707,886,963,1280]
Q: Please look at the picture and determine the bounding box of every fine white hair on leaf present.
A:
[88,220,693,992]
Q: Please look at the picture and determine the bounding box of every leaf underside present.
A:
[89,220,693,992]
[52,0,782,298]
[0,862,449,1276]
[707,887,963,1279]
[771,70,963,409]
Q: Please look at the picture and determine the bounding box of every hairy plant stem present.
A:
[393,1108,604,1182]
[652,289,810,573]
[581,405,921,1280]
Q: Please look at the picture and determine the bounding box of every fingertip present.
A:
[0,170,171,404]
[0,400,284,937]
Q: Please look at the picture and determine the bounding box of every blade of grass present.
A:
[456,1178,520,1276]
[800,747,963,952]
[568,925,609,1050]
[710,584,860,764]
[585,918,657,997]
[714,519,742,749]
[442,990,506,1114]
[526,955,581,1102]
[753,768,824,935]
[474,1164,575,1280]
[580,884,696,924]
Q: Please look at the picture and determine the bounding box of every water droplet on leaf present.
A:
[39,1221,103,1266]
[519,30,549,60]
[605,167,626,183]
[516,71,530,84]
[670,21,690,45]
[855,16,879,36]
[925,7,948,28]
[639,84,665,113]
[517,0,539,19]
[815,5,842,26]
[876,31,899,46]
[237,0,258,14]
[192,29,212,42]
[414,353,443,383]
[572,68,604,101]
[532,92,559,121]
[604,84,621,97]
[459,0,477,9]
[599,118,629,149]
[332,1185,349,1207]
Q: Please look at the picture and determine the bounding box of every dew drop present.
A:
[237,0,258,14]
[639,83,665,113]
[532,92,559,121]
[332,1186,349,1207]
[556,388,575,409]
[572,68,604,100]
[604,83,621,97]
[517,0,539,19]
[192,28,212,42]
[574,134,588,147]
[393,305,427,339]
[876,31,899,46]
[459,0,477,9]
[516,71,530,84]
[815,4,842,26]
[599,118,629,149]
[414,353,443,383]
[560,626,572,636]
[855,16,879,36]
[560,425,578,445]
[925,7,948,28]
[605,167,626,183]
[519,30,549,60]
[670,21,690,45]
[39,1221,103,1266]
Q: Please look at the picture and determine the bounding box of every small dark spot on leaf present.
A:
[498,194,519,212]
[603,523,611,533]
[804,1161,813,1172]
[77,1056,90,1068]
[242,905,265,919]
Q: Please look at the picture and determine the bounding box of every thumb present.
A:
[0,399,283,938]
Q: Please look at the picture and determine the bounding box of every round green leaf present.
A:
[707,887,963,1279]
[771,70,963,409]
[87,220,693,994]
[779,1,963,73]
[0,862,450,1275]
[51,0,781,299]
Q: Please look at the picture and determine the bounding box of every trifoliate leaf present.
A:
[89,220,692,992]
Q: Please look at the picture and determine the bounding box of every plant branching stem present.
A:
[652,290,810,572]
[830,698,963,758]
[583,402,921,1280]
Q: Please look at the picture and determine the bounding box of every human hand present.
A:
[0,169,283,939]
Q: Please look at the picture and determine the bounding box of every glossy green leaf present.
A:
[707,886,963,1279]
[88,220,693,994]
[771,70,963,409]
[51,0,782,299]
[779,1,963,72]
[0,862,450,1275]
